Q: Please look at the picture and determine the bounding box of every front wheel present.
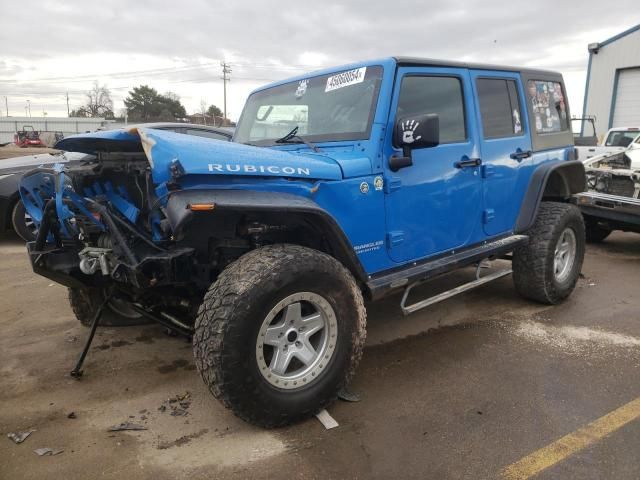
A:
[513,202,585,304]
[193,244,367,428]
[68,288,149,327]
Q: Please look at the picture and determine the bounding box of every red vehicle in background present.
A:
[14,126,45,148]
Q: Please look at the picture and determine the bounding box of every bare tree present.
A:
[81,82,114,118]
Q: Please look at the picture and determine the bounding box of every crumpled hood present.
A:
[55,127,343,182]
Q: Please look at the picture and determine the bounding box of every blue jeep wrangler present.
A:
[20,57,586,427]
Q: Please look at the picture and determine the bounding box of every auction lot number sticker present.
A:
[325,67,367,92]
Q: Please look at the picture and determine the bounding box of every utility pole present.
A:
[221,61,231,125]
[4,96,8,117]
[66,92,70,117]
[26,100,31,118]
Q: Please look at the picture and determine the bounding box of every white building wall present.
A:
[584,27,640,136]
[0,117,113,144]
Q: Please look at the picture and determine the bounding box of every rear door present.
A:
[470,71,532,236]
[383,67,483,263]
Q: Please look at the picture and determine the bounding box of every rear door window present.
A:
[476,78,523,138]
[526,80,569,134]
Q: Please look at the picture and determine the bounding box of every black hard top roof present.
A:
[393,56,560,78]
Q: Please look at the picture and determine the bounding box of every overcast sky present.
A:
[1,0,639,121]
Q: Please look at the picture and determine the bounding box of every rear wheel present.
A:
[513,202,585,304]
[193,244,367,428]
[68,288,148,327]
[584,218,612,243]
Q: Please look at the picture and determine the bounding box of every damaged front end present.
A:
[585,150,640,199]
[20,142,199,327]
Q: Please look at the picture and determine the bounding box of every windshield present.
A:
[234,65,383,145]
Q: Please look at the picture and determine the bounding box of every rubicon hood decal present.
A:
[55,127,343,182]
[136,128,343,182]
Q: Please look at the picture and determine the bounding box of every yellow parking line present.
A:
[501,396,640,480]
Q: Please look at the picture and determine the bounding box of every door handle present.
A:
[510,150,532,161]
[454,156,482,168]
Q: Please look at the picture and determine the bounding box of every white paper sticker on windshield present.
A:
[325,67,367,92]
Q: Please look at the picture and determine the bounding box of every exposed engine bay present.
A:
[19,151,297,328]
[585,151,640,199]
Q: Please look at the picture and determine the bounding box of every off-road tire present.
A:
[11,200,36,242]
[68,288,148,327]
[513,202,585,304]
[584,217,612,243]
[193,244,367,428]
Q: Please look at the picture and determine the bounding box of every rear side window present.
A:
[526,80,568,134]
[396,76,466,144]
[476,78,523,138]
[604,130,639,147]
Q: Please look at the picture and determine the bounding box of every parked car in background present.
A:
[0,123,233,241]
[575,125,640,162]
[575,137,640,241]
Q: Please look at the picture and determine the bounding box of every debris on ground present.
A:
[315,409,339,430]
[107,422,147,432]
[158,391,192,417]
[34,447,64,456]
[67,412,76,419]
[7,430,35,444]
[337,388,361,402]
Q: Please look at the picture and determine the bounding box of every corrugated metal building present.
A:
[0,117,112,145]
[582,24,640,136]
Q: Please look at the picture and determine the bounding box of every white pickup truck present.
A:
[574,123,640,162]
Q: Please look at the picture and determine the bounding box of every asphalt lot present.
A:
[1,230,639,479]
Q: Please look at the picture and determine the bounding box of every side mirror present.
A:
[390,114,439,171]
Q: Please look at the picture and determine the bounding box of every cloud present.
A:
[1,0,638,118]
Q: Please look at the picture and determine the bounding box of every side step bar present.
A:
[400,266,512,315]
[367,234,527,300]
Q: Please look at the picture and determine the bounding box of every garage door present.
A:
[612,68,640,127]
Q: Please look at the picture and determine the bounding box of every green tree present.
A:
[123,86,187,121]
[207,104,222,118]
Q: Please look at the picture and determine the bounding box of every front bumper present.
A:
[27,241,100,289]
[575,192,640,227]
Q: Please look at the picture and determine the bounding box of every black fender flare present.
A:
[165,189,368,284]
[515,160,585,233]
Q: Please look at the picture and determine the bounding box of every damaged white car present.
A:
[575,137,640,241]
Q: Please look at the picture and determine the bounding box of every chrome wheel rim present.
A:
[23,211,39,238]
[554,227,577,283]
[256,292,337,390]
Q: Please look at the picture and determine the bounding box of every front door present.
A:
[469,70,532,236]
[383,67,483,263]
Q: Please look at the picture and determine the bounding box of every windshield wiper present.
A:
[274,126,321,153]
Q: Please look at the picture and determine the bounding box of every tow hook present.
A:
[78,247,112,276]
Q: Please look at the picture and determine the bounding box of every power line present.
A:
[0,60,324,85]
